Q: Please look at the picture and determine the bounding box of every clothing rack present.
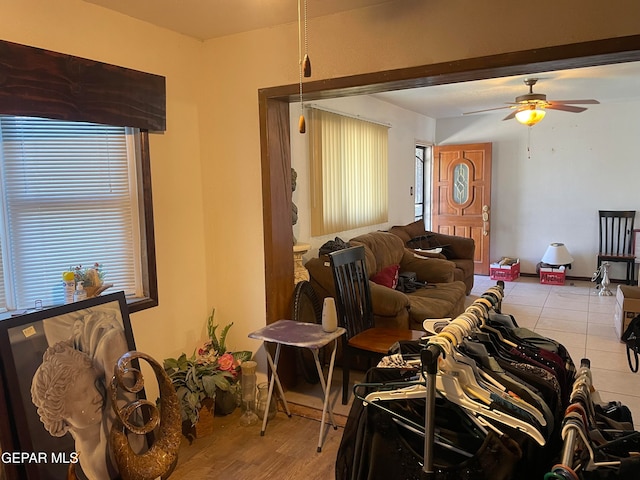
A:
[420,281,506,479]
[545,358,637,479]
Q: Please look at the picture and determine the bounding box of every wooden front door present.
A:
[432,143,492,275]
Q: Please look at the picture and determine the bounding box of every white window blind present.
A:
[309,107,389,236]
[0,116,142,310]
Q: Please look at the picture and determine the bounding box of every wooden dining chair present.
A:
[328,245,425,404]
[598,210,636,285]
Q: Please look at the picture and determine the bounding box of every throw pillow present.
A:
[371,264,400,289]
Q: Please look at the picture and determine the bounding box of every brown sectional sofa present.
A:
[305,231,467,331]
[388,220,475,294]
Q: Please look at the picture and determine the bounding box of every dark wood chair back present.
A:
[328,245,427,404]
[328,246,375,340]
[598,210,636,284]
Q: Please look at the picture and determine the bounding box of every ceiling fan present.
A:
[464,78,600,126]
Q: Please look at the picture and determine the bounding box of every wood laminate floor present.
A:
[170,275,640,478]
[169,403,347,479]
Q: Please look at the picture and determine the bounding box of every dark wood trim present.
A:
[259,35,640,386]
[0,40,162,312]
[259,96,295,325]
[0,39,166,131]
[258,96,297,385]
[260,35,640,103]
[129,131,159,313]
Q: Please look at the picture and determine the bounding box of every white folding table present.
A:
[248,319,346,452]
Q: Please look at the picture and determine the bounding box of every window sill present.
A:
[0,295,157,321]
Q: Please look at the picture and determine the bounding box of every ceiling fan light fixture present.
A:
[515,106,546,126]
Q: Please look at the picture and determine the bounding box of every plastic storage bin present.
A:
[490,260,520,281]
[540,268,566,285]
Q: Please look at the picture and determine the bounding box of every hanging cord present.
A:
[626,344,639,373]
[297,0,306,133]
[303,0,311,77]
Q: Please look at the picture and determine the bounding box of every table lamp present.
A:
[541,242,574,268]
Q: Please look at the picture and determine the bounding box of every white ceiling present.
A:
[82,0,396,41]
[82,0,640,119]
[371,62,640,120]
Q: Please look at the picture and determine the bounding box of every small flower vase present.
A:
[322,297,338,332]
[256,382,277,421]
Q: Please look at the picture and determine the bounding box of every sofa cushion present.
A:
[388,219,427,243]
[371,264,400,289]
[451,258,475,284]
[388,221,475,294]
[405,280,467,328]
[350,232,406,271]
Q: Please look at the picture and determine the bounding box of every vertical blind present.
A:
[308,107,389,236]
[0,116,141,310]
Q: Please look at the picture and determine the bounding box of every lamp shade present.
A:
[515,106,546,126]
[541,242,574,266]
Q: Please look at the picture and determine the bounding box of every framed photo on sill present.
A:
[0,291,142,480]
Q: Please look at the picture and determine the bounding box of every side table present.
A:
[248,319,346,452]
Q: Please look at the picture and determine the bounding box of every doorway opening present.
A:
[414,144,432,228]
[259,35,640,328]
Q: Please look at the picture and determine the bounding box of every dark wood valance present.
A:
[0,39,166,131]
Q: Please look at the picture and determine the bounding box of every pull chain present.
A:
[303,0,311,77]
[297,0,306,133]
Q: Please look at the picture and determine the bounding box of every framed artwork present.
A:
[0,291,140,480]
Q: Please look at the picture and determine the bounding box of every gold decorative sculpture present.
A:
[109,351,182,480]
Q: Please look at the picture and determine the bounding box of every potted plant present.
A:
[68,263,112,297]
[163,308,252,436]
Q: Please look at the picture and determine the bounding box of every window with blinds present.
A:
[0,116,143,311]
[308,107,389,236]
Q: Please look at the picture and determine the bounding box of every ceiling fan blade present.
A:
[463,105,512,115]
[548,99,600,105]
[546,104,588,113]
[502,110,518,121]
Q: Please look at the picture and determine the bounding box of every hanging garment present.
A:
[336,367,524,480]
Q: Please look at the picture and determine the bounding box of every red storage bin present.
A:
[540,269,566,285]
[490,261,520,281]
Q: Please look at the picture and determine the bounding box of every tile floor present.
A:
[286,275,640,430]
[472,274,640,430]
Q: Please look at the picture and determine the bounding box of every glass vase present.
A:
[239,361,258,426]
[256,382,277,421]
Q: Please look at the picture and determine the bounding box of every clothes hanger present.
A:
[559,412,622,472]
[460,338,556,428]
[363,333,491,406]
[441,335,548,428]
[448,341,548,427]
[428,335,549,437]
[435,367,546,446]
[354,379,485,458]
[425,305,548,424]
[390,417,475,459]
[365,288,550,446]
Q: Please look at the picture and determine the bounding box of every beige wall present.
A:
[200,0,640,360]
[0,0,209,371]
[2,0,640,385]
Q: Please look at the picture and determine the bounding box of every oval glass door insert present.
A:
[453,163,469,204]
